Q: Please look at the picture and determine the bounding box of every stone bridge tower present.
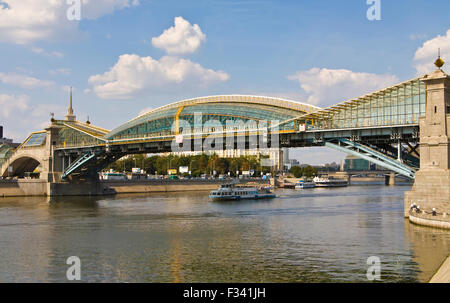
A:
[404,54,450,228]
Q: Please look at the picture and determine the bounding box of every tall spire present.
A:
[65,86,76,121]
[69,86,73,113]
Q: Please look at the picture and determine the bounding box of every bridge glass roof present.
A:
[24,132,46,147]
[0,144,14,166]
[105,95,321,141]
[56,121,109,149]
[295,78,426,131]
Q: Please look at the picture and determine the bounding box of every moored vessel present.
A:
[209,183,276,200]
[313,176,349,188]
[295,180,316,189]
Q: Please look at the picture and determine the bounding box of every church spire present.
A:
[65,86,76,121]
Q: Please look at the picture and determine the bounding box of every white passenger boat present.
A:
[295,180,316,189]
[209,183,276,200]
[313,177,348,188]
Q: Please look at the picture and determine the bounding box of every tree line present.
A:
[106,154,273,177]
[289,165,318,178]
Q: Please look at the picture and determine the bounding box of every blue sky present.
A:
[0,0,449,164]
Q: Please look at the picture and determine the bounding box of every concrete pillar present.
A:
[404,65,450,220]
[41,123,63,183]
[385,172,396,186]
[389,172,395,186]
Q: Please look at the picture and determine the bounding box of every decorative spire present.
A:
[434,48,445,69]
[65,86,76,121]
[69,86,73,113]
[86,115,91,125]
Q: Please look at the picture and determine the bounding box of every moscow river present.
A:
[0,185,449,283]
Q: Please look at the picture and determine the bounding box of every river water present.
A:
[0,185,449,283]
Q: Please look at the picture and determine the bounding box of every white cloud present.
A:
[31,47,64,58]
[413,29,450,75]
[51,51,64,58]
[0,72,54,89]
[0,94,67,141]
[49,68,71,76]
[409,33,428,41]
[31,47,44,54]
[80,0,140,19]
[287,68,399,107]
[152,16,206,55]
[0,0,139,44]
[0,94,29,118]
[88,54,229,99]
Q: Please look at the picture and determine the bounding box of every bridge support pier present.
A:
[385,172,396,186]
[404,68,450,228]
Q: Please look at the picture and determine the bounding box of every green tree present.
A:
[215,158,229,174]
[156,156,168,175]
[303,166,318,178]
[240,156,250,171]
[198,154,209,172]
[229,158,240,175]
[290,166,303,178]
[144,156,158,174]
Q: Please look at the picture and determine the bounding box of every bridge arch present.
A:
[1,154,42,178]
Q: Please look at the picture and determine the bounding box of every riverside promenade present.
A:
[430,255,450,283]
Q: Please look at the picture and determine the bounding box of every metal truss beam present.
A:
[62,152,96,180]
[325,138,416,179]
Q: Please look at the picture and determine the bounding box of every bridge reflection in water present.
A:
[0,186,449,282]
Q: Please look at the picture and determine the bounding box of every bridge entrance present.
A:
[2,156,41,178]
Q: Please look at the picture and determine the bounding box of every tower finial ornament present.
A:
[434,48,445,69]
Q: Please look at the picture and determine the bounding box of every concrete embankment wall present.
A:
[50,180,224,196]
[103,180,221,194]
[0,180,47,197]
[1,179,224,197]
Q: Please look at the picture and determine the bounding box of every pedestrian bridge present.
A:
[1,77,426,181]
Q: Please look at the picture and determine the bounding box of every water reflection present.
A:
[0,186,448,282]
[404,221,450,282]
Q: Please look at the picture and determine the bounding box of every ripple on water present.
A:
[0,185,448,282]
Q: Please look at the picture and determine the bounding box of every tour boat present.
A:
[295,180,316,189]
[313,176,349,188]
[209,183,276,200]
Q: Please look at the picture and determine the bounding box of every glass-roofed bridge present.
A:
[2,57,449,231]
[1,77,428,181]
